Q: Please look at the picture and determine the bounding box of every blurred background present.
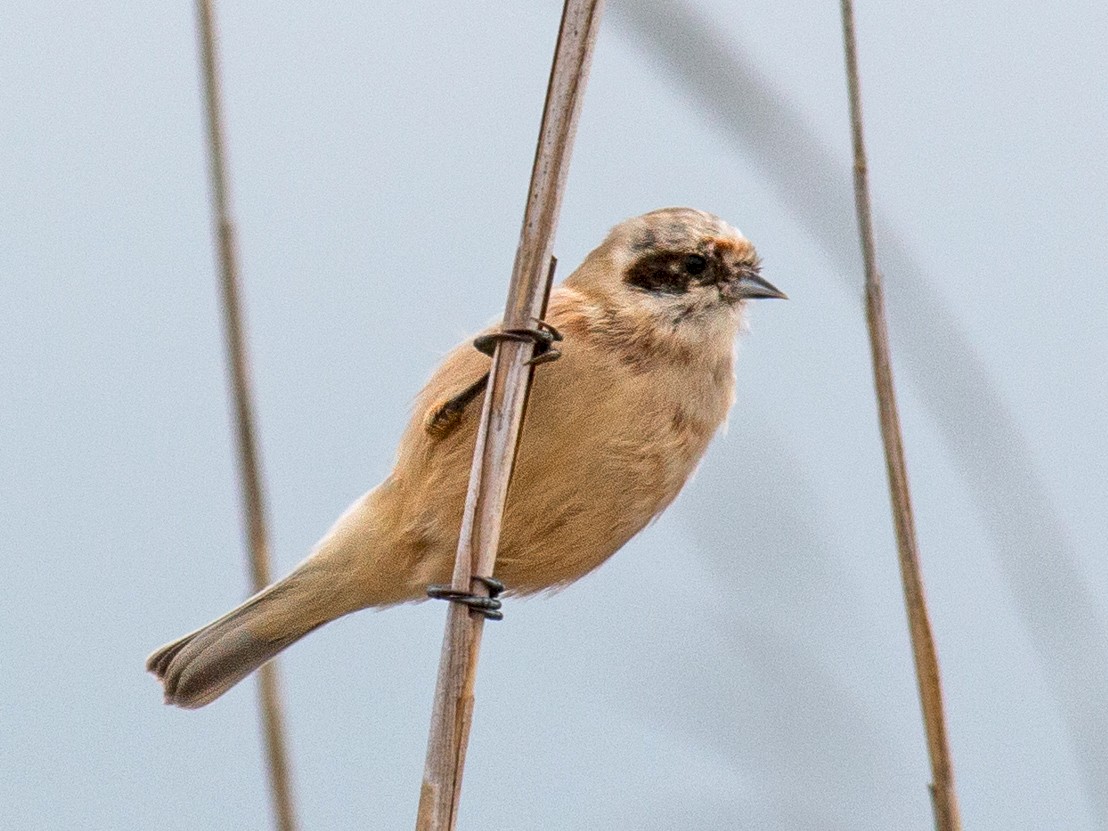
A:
[2,0,1106,828]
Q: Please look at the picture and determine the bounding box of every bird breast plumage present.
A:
[373,285,737,597]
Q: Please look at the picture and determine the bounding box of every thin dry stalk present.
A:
[415,2,604,829]
[195,2,298,829]
[837,3,962,830]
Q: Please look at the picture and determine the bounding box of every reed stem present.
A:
[196,3,299,829]
[415,3,604,828]
[838,3,962,829]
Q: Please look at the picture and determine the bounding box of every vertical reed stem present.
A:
[196,3,299,829]
[838,3,962,830]
[415,2,604,829]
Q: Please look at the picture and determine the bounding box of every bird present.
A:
[146,207,786,708]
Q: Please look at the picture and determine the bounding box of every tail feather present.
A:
[148,486,407,708]
[146,576,323,709]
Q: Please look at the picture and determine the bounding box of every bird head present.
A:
[566,208,785,344]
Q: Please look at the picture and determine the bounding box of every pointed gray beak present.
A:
[733,272,787,300]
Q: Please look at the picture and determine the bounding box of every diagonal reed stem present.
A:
[837,2,962,830]
[195,2,298,829]
[415,2,604,829]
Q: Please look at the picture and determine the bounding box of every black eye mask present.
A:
[624,250,725,295]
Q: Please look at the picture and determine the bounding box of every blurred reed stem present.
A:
[837,2,962,829]
[195,2,299,829]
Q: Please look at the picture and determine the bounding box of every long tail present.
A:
[146,559,356,709]
[148,485,426,708]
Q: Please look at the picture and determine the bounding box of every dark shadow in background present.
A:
[611,0,1108,822]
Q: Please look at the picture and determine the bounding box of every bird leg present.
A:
[423,374,490,438]
[472,317,564,367]
[424,319,563,438]
[426,575,505,621]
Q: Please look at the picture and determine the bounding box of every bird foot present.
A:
[423,318,563,438]
[427,575,505,621]
[472,317,564,366]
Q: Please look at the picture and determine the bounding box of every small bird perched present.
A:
[147,207,785,708]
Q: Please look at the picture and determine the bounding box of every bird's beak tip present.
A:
[735,272,788,301]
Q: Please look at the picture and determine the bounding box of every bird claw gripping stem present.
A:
[426,575,506,621]
[472,317,564,367]
[424,318,563,439]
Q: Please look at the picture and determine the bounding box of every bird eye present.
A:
[683,254,708,275]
